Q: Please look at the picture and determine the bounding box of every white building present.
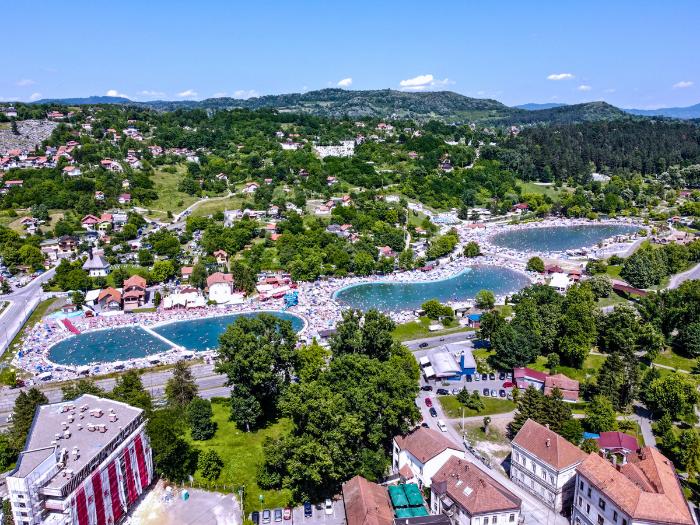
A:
[430,456,521,525]
[510,419,587,512]
[82,251,111,277]
[6,394,153,525]
[572,447,692,525]
[548,272,572,293]
[313,140,355,158]
[392,427,464,488]
[206,272,234,304]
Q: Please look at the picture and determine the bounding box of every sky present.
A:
[3,0,699,109]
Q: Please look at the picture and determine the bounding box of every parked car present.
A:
[304,502,313,518]
[436,388,449,395]
[466,374,473,382]
[424,397,433,407]
[325,499,333,515]
[491,389,497,397]
[262,510,271,524]
[498,372,506,380]
[499,389,506,398]
[421,385,433,391]
[437,419,448,432]
[421,421,429,428]
[451,388,460,395]
[274,509,283,522]
[481,373,488,381]
[483,388,490,396]
[419,342,429,348]
[284,508,292,520]
[429,407,438,417]
[252,512,260,525]
[474,374,480,382]
[489,373,496,380]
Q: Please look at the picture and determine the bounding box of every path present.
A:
[172,191,234,223]
[668,262,700,289]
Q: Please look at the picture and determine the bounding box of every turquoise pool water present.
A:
[48,312,305,366]
[333,266,530,312]
[490,224,639,253]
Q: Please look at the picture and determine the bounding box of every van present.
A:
[437,419,448,432]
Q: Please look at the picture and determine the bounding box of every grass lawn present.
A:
[439,395,515,419]
[605,265,622,279]
[149,165,199,215]
[529,353,606,383]
[187,401,293,510]
[517,180,570,201]
[596,292,629,308]
[654,350,696,372]
[392,317,473,341]
[462,423,509,446]
[190,196,246,218]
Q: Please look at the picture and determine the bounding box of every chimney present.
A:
[546,438,551,448]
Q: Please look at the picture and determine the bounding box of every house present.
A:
[62,165,81,177]
[123,275,147,311]
[595,432,638,456]
[2,107,17,118]
[243,182,259,194]
[163,289,206,310]
[510,419,587,512]
[511,203,529,214]
[57,235,78,257]
[548,272,572,293]
[118,193,131,204]
[95,191,105,200]
[378,246,396,259]
[572,447,693,525]
[544,374,580,402]
[97,287,122,311]
[100,159,123,172]
[181,266,193,280]
[430,456,521,525]
[81,214,100,231]
[82,250,111,277]
[393,427,465,488]
[513,367,548,390]
[213,249,228,266]
[342,475,394,525]
[327,176,338,185]
[4,180,24,188]
[206,272,234,304]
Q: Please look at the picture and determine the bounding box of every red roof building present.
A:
[596,431,639,456]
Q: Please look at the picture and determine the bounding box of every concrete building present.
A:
[6,394,153,525]
[430,456,521,525]
[510,419,587,513]
[81,251,111,278]
[572,447,693,525]
[393,427,465,489]
[206,272,234,304]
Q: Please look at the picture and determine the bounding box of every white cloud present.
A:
[28,92,42,101]
[337,77,353,88]
[673,80,694,89]
[547,73,574,81]
[212,92,227,98]
[140,89,165,98]
[399,74,454,91]
[577,84,592,91]
[16,79,36,87]
[232,89,259,99]
[177,89,198,98]
[106,89,129,98]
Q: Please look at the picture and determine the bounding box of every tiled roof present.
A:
[577,448,692,524]
[597,432,639,453]
[342,475,394,525]
[544,374,579,401]
[512,419,587,470]
[432,456,521,515]
[513,367,548,383]
[124,275,147,289]
[98,287,122,303]
[207,272,233,288]
[394,427,461,464]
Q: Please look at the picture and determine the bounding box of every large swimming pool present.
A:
[490,224,639,253]
[333,266,530,312]
[48,311,305,366]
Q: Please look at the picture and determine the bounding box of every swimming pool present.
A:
[333,266,530,311]
[490,224,639,253]
[48,311,305,366]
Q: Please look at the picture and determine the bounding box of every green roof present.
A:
[394,508,413,518]
[410,507,429,517]
[403,483,424,507]
[389,485,409,508]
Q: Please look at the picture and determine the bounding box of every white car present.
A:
[324,499,333,515]
[437,419,448,432]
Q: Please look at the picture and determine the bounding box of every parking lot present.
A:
[422,371,514,400]
[253,498,345,525]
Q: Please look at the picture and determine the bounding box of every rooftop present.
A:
[394,427,461,464]
[343,475,394,525]
[512,419,587,470]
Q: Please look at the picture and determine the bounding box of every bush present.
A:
[198,450,224,482]
[526,257,545,273]
[587,275,613,299]
[463,241,481,258]
[475,289,495,310]
[187,398,217,440]
[585,259,607,275]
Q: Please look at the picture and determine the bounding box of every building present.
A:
[513,367,548,390]
[393,427,465,489]
[82,251,111,277]
[549,272,572,293]
[213,249,228,266]
[572,447,693,525]
[430,456,521,525]
[544,374,580,402]
[510,419,587,512]
[122,275,147,311]
[206,272,234,304]
[343,475,394,525]
[97,288,122,311]
[6,394,153,525]
[595,432,639,457]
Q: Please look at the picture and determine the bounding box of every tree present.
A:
[581,438,600,453]
[463,241,481,258]
[295,341,330,382]
[557,284,597,367]
[475,289,495,310]
[110,370,152,412]
[190,262,208,290]
[216,314,297,428]
[457,389,484,412]
[62,379,105,401]
[421,299,454,320]
[620,246,667,288]
[353,251,375,276]
[483,416,491,433]
[198,449,224,482]
[644,372,699,420]
[71,291,85,308]
[329,309,396,361]
[559,418,584,444]
[490,322,538,370]
[478,310,506,340]
[587,275,612,299]
[151,260,175,283]
[675,321,700,357]
[153,290,162,307]
[509,386,544,436]
[546,352,560,373]
[10,388,49,451]
[231,260,256,294]
[526,257,545,273]
[18,245,45,271]
[138,249,154,266]
[0,279,11,295]
[677,429,700,479]
[146,408,198,482]
[595,353,638,411]
[187,398,217,440]
[165,360,198,407]
[584,395,617,433]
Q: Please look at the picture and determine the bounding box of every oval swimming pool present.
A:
[333,266,530,312]
[490,224,639,253]
[48,311,305,366]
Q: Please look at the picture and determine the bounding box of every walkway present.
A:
[668,262,700,289]
[141,325,184,350]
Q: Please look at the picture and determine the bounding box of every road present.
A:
[668,262,700,289]
[403,332,475,350]
[0,267,56,356]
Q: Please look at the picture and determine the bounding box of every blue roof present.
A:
[467,313,482,321]
[583,432,600,440]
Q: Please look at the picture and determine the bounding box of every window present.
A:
[483,518,489,525]
[549,474,554,484]
[586,504,590,514]
[579,481,584,490]
[509,515,515,522]
[587,487,592,498]
[578,497,582,507]
[613,511,618,522]
[597,516,604,525]
[622,520,627,525]
[599,499,606,510]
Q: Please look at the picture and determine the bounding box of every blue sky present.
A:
[3,0,699,108]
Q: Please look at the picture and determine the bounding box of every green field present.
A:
[517,180,570,201]
[438,395,515,419]
[186,401,293,509]
[149,165,199,215]
[654,350,696,372]
[392,318,473,341]
[190,196,246,218]
[605,265,623,279]
[528,353,606,383]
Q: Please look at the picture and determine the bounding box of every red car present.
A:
[424,397,433,408]
[283,508,292,521]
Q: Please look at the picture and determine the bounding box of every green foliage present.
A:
[198,449,224,482]
[147,408,198,482]
[509,386,574,438]
[644,372,699,420]
[188,398,218,441]
[10,388,48,452]
[586,275,613,299]
[584,395,617,433]
[61,379,105,401]
[581,438,600,453]
[474,289,495,310]
[330,309,397,361]
[526,257,545,273]
[585,259,607,275]
[165,360,199,407]
[456,389,485,411]
[421,299,454,320]
[110,370,153,413]
[426,229,459,260]
[463,241,481,258]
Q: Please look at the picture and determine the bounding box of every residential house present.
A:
[548,272,572,293]
[118,193,131,205]
[57,235,78,257]
[181,266,193,280]
[123,275,147,311]
[544,374,580,402]
[430,456,521,525]
[81,214,100,231]
[572,447,692,525]
[62,165,81,177]
[513,367,548,390]
[214,249,228,266]
[206,272,234,304]
[595,432,638,457]
[2,107,17,118]
[97,287,122,311]
[243,182,259,194]
[510,419,587,512]
[82,250,111,277]
[94,191,105,200]
[342,475,394,525]
[511,203,529,214]
[393,427,465,489]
